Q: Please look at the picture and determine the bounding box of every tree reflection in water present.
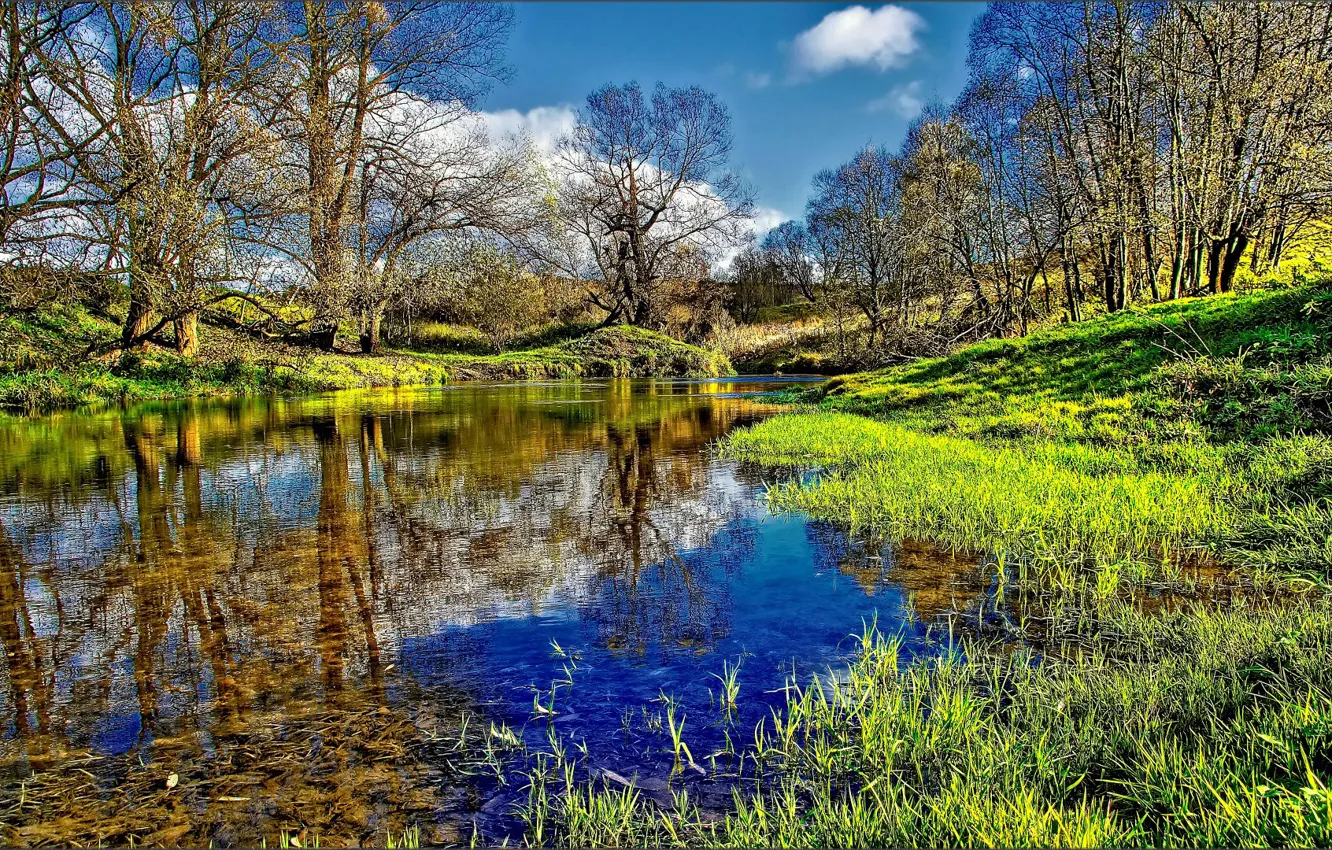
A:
[0,379,987,845]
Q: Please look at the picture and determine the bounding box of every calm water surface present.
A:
[0,378,986,846]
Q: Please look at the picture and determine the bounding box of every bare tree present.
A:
[807,144,905,347]
[0,2,110,247]
[4,1,282,354]
[269,0,514,350]
[761,220,820,303]
[348,103,536,352]
[533,81,753,326]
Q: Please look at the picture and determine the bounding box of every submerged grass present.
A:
[523,601,1332,848]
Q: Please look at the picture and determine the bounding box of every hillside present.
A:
[726,283,1332,579]
[0,302,733,411]
[808,284,1332,441]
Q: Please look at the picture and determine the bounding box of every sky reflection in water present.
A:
[0,378,984,846]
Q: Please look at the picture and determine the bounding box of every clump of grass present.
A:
[523,600,1332,847]
[385,824,420,848]
[710,656,743,720]
[724,412,1223,562]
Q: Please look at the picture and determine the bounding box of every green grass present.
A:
[813,286,1332,441]
[401,325,731,383]
[517,283,1332,847]
[724,412,1224,562]
[523,601,1332,848]
[0,301,732,410]
[724,284,1332,582]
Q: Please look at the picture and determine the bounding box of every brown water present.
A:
[0,378,994,847]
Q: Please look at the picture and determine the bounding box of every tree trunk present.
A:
[1062,247,1082,323]
[359,304,383,354]
[630,290,652,327]
[121,290,154,351]
[1207,239,1225,295]
[1169,227,1186,299]
[1218,232,1248,294]
[1267,224,1288,270]
[174,311,199,357]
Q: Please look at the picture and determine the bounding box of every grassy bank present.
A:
[520,284,1332,847]
[726,286,1332,582]
[0,303,732,411]
[527,601,1332,847]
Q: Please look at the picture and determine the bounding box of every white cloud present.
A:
[865,80,923,119]
[790,4,925,78]
[744,71,772,90]
[716,206,790,272]
[750,206,789,237]
[478,104,577,156]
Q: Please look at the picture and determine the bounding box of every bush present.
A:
[1162,354,1332,438]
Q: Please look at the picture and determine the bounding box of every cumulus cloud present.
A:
[865,80,923,119]
[716,206,789,271]
[478,104,577,156]
[791,4,925,77]
[750,206,789,236]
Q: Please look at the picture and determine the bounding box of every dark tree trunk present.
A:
[359,304,383,354]
[1218,232,1248,294]
[1208,238,1225,295]
[311,321,338,351]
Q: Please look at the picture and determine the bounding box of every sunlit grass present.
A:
[724,412,1224,562]
[498,283,1332,847]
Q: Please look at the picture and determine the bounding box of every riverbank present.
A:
[0,303,732,411]
[522,284,1332,847]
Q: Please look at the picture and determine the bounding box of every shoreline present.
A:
[0,321,735,413]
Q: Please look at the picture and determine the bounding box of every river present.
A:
[0,378,984,846]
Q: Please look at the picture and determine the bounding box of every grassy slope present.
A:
[725,286,1332,578]
[814,286,1331,439]
[0,303,732,410]
[522,285,1332,848]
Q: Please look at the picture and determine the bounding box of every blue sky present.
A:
[478,2,985,231]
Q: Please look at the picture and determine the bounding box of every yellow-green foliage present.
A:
[724,412,1222,559]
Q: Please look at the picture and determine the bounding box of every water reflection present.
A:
[0,379,987,846]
